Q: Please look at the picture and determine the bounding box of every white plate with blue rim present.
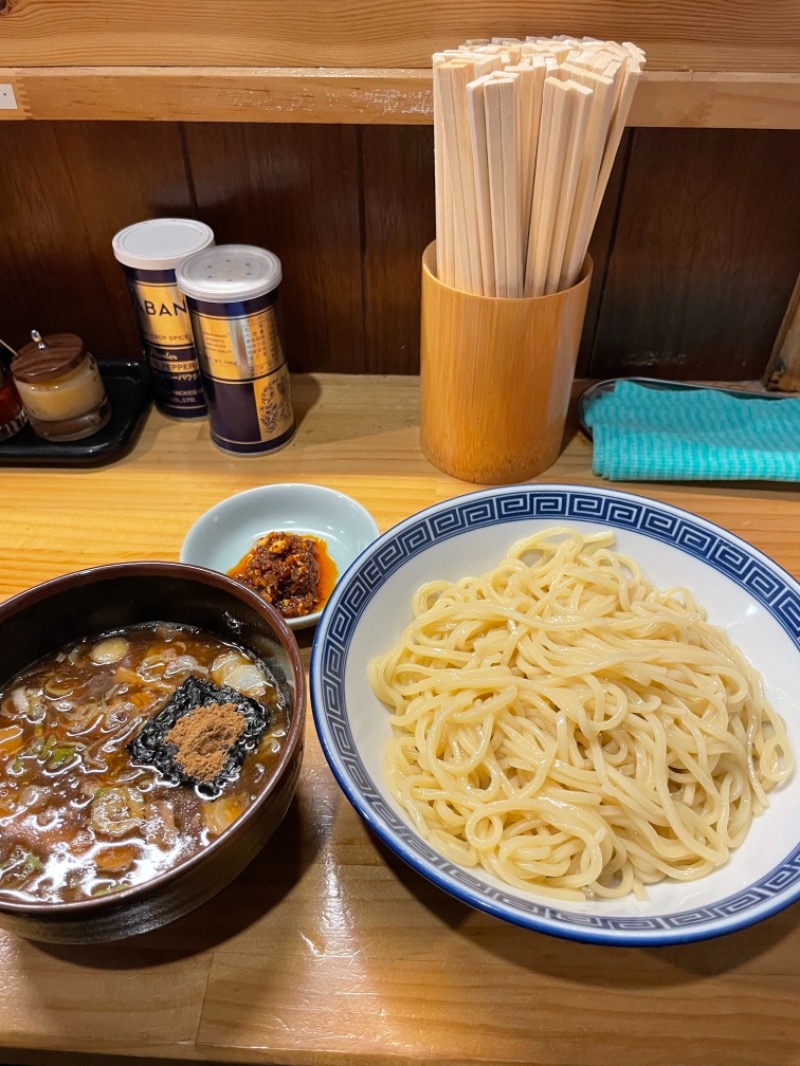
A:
[310,484,800,946]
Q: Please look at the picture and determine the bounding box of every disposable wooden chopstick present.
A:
[483,76,510,297]
[525,77,573,297]
[554,43,632,248]
[544,80,591,294]
[482,69,523,295]
[445,55,501,294]
[432,35,645,300]
[497,73,523,297]
[505,59,544,273]
[504,62,532,225]
[589,51,618,74]
[432,54,454,287]
[491,37,523,63]
[466,74,496,296]
[437,61,473,292]
[435,52,488,289]
[588,55,642,233]
[0,336,18,359]
[557,68,617,289]
[523,75,554,297]
[453,61,490,295]
[524,56,547,280]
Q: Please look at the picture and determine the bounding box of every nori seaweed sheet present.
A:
[127,675,271,798]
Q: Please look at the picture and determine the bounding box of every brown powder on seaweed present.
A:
[164,702,246,784]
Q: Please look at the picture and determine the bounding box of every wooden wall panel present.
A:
[1,0,799,72]
[1,122,799,384]
[361,125,435,374]
[0,121,192,361]
[575,130,632,376]
[589,128,800,381]
[182,123,365,375]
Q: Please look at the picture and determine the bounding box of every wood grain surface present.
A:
[419,244,592,482]
[183,123,365,375]
[2,2,799,129]
[575,130,631,374]
[362,126,436,374]
[2,374,800,1066]
[0,121,193,362]
[589,127,800,381]
[3,69,799,128]
[1,0,799,72]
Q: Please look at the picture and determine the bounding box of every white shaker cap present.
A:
[176,244,282,302]
[112,218,215,271]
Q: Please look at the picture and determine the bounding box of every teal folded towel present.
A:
[583,381,800,482]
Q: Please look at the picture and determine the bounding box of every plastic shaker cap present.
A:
[112,218,215,271]
[176,245,283,302]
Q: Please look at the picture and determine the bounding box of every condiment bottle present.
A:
[0,360,26,441]
[112,218,214,420]
[11,331,111,442]
[176,245,295,456]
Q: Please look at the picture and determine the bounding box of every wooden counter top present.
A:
[2,373,800,1066]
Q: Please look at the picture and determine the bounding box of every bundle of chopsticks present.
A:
[433,36,645,298]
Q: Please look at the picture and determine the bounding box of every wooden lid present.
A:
[12,333,86,384]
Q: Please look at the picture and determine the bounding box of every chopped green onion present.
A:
[48,747,77,769]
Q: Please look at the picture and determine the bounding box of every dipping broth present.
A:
[0,623,289,904]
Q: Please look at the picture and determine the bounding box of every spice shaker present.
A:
[112,218,214,420]
[11,331,111,442]
[176,244,295,456]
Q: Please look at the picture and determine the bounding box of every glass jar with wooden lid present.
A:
[11,331,111,442]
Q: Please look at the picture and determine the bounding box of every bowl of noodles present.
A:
[310,485,800,945]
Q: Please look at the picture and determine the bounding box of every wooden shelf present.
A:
[2,67,800,126]
[2,0,798,125]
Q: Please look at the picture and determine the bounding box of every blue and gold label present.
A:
[124,266,207,419]
[188,308,285,380]
[187,291,295,455]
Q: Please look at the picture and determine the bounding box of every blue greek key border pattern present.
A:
[314,487,800,938]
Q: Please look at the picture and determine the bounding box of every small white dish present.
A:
[180,484,380,630]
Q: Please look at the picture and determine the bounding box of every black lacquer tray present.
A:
[0,361,152,466]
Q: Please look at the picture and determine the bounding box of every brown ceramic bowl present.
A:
[0,562,305,943]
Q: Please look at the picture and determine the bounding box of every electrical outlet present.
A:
[0,84,18,110]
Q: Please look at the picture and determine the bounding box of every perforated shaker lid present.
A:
[112,218,215,271]
[175,245,282,302]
